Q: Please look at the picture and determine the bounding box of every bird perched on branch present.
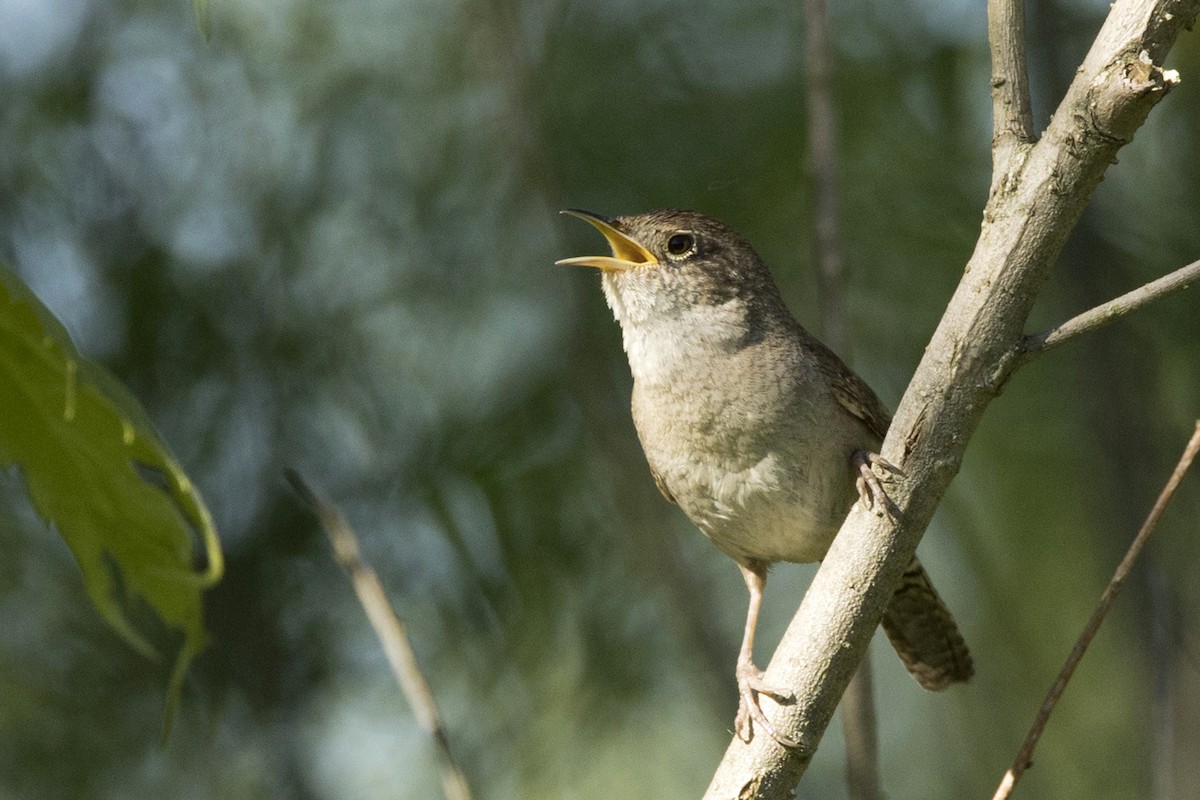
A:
[558,208,973,746]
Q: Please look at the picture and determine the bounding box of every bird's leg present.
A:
[733,562,798,748]
[853,450,903,518]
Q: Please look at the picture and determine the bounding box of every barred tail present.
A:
[881,558,974,690]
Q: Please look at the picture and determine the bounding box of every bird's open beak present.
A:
[555,209,658,272]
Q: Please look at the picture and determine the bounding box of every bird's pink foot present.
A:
[853,450,903,518]
[734,661,798,748]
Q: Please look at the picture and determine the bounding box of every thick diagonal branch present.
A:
[703,2,1197,797]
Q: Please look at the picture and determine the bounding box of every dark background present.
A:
[1,0,1199,797]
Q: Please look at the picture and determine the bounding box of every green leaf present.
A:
[0,263,223,721]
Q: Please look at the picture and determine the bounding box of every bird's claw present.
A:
[853,450,902,519]
[734,663,799,748]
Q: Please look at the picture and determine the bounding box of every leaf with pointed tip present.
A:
[0,263,223,720]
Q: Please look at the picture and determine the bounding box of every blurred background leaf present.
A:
[0,0,1197,798]
[0,262,221,718]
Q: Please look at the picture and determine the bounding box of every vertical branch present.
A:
[838,656,882,800]
[803,2,880,797]
[987,0,1035,192]
[1147,569,1177,800]
[804,0,848,357]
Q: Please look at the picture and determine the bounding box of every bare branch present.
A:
[285,470,474,800]
[988,0,1035,188]
[1020,258,1200,358]
[703,2,1197,796]
[801,1,882,795]
[992,421,1200,800]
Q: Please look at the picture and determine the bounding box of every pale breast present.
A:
[670,450,840,564]
[612,276,874,566]
[632,370,862,566]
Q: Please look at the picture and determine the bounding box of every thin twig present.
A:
[802,1,881,795]
[1020,258,1200,359]
[988,0,1035,190]
[285,469,474,800]
[992,421,1200,800]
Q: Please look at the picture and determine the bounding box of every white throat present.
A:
[601,271,746,387]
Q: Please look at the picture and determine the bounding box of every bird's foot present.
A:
[853,450,903,519]
[734,661,798,748]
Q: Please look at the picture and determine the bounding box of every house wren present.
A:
[558,208,973,746]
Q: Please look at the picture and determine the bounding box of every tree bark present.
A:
[703,2,1198,797]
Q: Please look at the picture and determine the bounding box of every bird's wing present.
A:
[830,366,892,443]
[804,331,893,443]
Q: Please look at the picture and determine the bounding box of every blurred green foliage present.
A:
[0,0,1198,798]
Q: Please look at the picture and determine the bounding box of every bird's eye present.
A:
[666,232,695,257]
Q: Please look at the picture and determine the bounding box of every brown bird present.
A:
[558,208,972,746]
